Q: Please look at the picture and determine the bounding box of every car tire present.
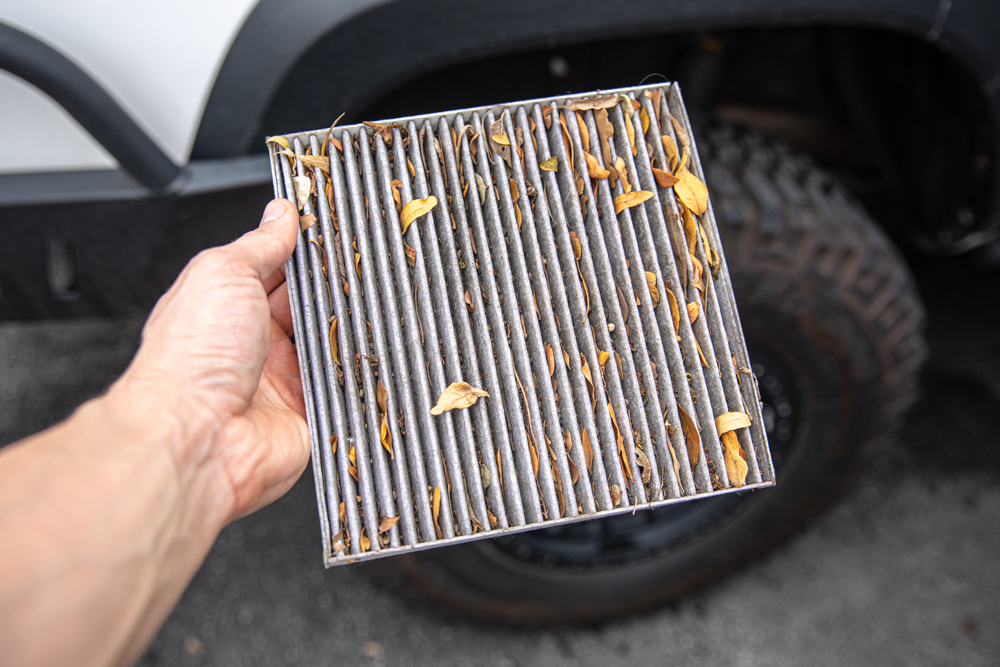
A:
[363,121,928,625]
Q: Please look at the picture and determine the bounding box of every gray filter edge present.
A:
[268,83,774,566]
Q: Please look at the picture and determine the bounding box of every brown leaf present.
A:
[487,509,499,528]
[645,271,659,306]
[432,486,443,539]
[687,302,700,324]
[359,527,371,552]
[363,121,393,145]
[539,156,558,172]
[581,427,594,473]
[667,439,681,481]
[562,95,619,111]
[378,515,400,533]
[681,204,699,255]
[376,380,389,414]
[594,108,617,187]
[330,434,338,456]
[585,152,611,179]
[721,431,748,487]
[576,113,590,151]
[608,402,632,482]
[509,178,522,229]
[299,213,317,232]
[678,405,700,467]
[610,483,622,506]
[390,179,402,212]
[621,96,637,156]
[670,116,691,151]
[636,445,652,485]
[430,382,489,415]
[569,230,582,260]
[564,429,580,485]
[292,175,312,209]
[329,318,341,367]
[545,343,555,376]
[400,195,437,235]
[475,173,487,205]
[542,104,554,129]
[652,167,679,188]
[580,354,595,402]
[281,151,330,173]
[489,115,510,146]
[674,163,709,215]
[613,190,654,215]
[404,242,416,267]
[465,290,474,312]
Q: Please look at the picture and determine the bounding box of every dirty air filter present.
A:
[267,83,774,566]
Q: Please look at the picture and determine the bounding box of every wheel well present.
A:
[259,26,994,255]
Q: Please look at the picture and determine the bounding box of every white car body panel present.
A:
[0,0,259,174]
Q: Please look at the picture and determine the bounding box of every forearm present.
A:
[0,388,230,667]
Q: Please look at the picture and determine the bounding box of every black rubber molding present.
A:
[0,22,181,192]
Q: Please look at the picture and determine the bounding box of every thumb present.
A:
[224,198,300,282]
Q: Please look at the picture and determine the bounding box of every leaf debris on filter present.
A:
[465,290,474,312]
[404,242,416,267]
[610,483,622,506]
[615,157,630,193]
[376,380,394,458]
[645,271,659,306]
[581,427,594,473]
[292,175,312,209]
[539,156,558,171]
[687,302,700,324]
[299,213,317,232]
[661,135,679,171]
[400,195,437,235]
[652,167,679,188]
[563,96,619,111]
[674,162,709,215]
[378,515,399,533]
[266,136,290,152]
[608,402,632,482]
[677,405,700,467]
[432,486,443,539]
[585,152,611,179]
[430,382,489,415]
[716,411,751,487]
[614,190,654,215]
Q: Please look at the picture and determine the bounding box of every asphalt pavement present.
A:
[1,258,998,666]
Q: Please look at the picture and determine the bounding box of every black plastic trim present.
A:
[0,22,181,192]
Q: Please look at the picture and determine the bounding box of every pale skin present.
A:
[0,199,309,667]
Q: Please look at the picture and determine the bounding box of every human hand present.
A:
[112,198,310,525]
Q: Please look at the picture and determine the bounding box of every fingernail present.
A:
[261,199,286,224]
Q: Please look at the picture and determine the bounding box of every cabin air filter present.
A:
[267,83,774,566]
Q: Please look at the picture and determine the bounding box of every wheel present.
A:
[364,122,928,625]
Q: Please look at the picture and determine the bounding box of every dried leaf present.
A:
[545,343,555,376]
[681,204,699,255]
[479,462,491,490]
[363,121,393,145]
[585,152,611,179]
[330,434,338,456]
[430,381,489,415]
[674,163,709,215]
[598,350,611,370]
[695,336,709,367]
[661,135,679,171]
[266,136,290,152]
[614,156,630,193]
[610,483,622,506]
[569,231,582,260]
[687,302,700,324]
[639,107,650,137]
[581,427,594,472]
[465,290,474,312]
[715,411,752,435]
[299,213,317,232]
[594,108,617,187]
[359,527,371,552]
[576,113,590,151]
[667,439,681,481]
[400,195,437,235]
[608,402,632,482]
[678,405,700,467]
[539,156,558,171]
[487,509,498,528]
[329,318,341,367]
[404,242,416,267]
[636,445,652,485]
[542,105,554,129]
[475,173,487,204]
[670,116,691,151]
[378,515,400,533]
[721,431,748,487]
[432,486,443,539]
[489,115,510,145]
[613,190,654,215]
[564,430,580,485]
[281,152,330,173]
[509,178,522,229]
[376,380,389,413]
[645,271,659,306]
[581,354,595,402]
[380,416,393,457]
[293,175,312,209]
[562,95,619,111]
[390,180,402,212]
[652,167,679,188]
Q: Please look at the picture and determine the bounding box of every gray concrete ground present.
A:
[1,260,998,666]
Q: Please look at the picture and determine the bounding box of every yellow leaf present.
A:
[597,350,611,370]
[640,107,650,136]
[671,116,691,152]
[585,152,610,179]
[430,381,489,415]
[687,302,700,324]
[674,163,709,216]
[390,179,402,212]
[661,135,678,171]
[490,114,510,145]
[330,434,338,456]
[539,156,558,171]
[359,527,371,552]
[721,431,748,487]
[569,230,582,260]
[400,195,437,235]
[562,95,619,111]
[615,156,630,193]
[715,411,752,435]
[285,152,330,173]
[645,271,659,306]
[509,178,522,229]
[576,113,590,151]
[581,427,594,473]
[666,288,681,335]
[432,486,443,539]
[266,136,290,152]
[614,190,654,215]
[329,318,340,367]
[564,429,580,485]
[378,515,399,533]
[594,108,617,188]
[608,402,632,482]
[652,167,679,188]
[292,175,311,209]
[380,414,393,457]
[678,405,700,467]
[580,354,595,402]
[621,96,637,156]
[681,204,699,254]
